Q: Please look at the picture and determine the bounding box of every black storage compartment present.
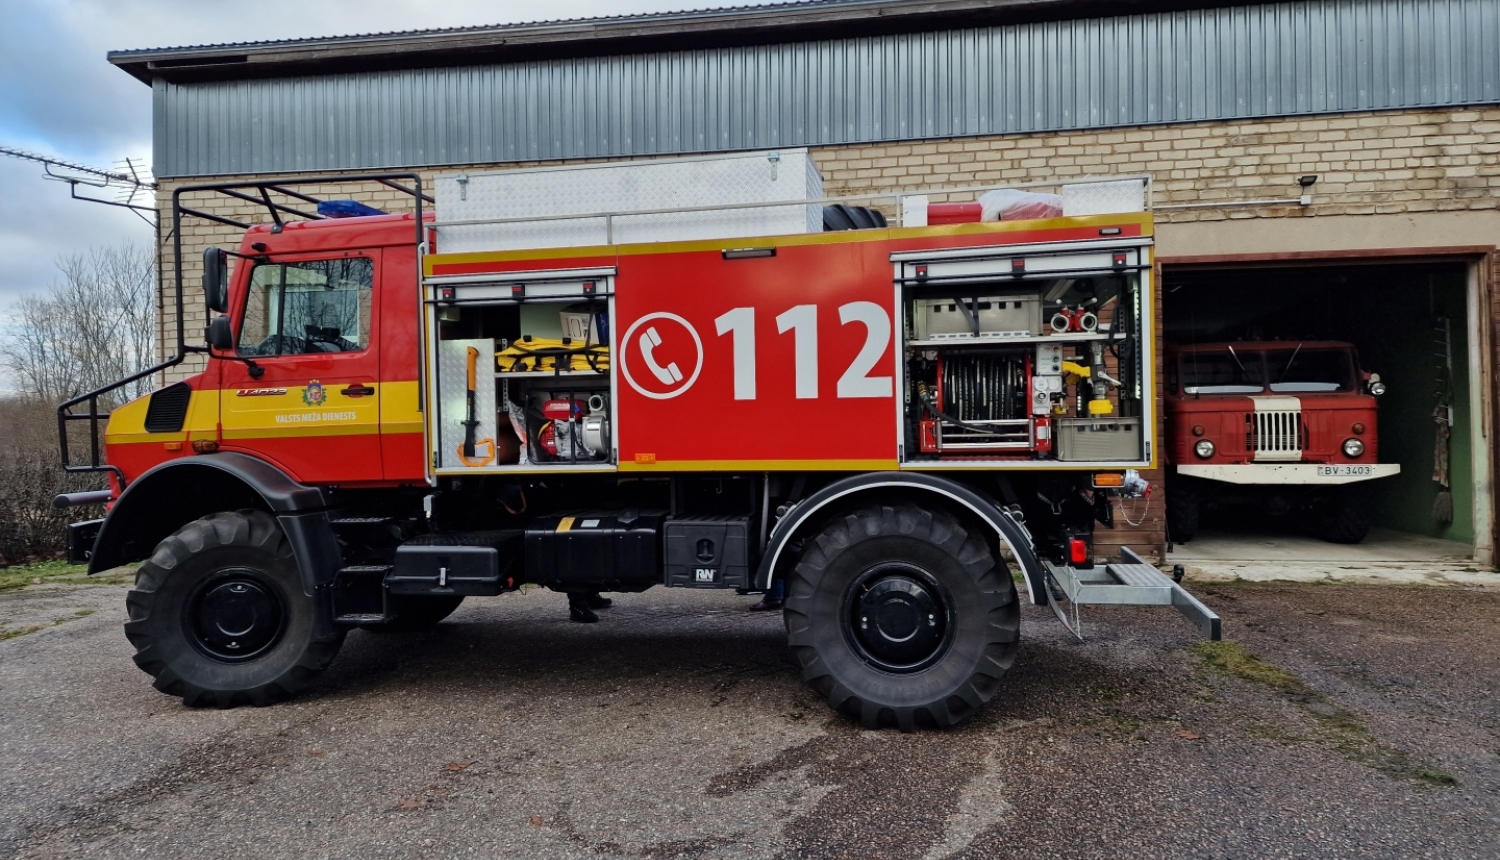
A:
[66,518,103,565]
[524,511,662,587]
[388,530,521,596]
[664,515,755,589]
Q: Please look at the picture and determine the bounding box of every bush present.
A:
[0,398,101,565]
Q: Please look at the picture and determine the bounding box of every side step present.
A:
[332,565,393,624]
[1043,548,1221,641]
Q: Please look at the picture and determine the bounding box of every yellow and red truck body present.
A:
[56,169,1218,727]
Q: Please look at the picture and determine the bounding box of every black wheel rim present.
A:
[184,568,287,663]
[841,561,955,673]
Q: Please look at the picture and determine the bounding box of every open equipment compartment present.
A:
[895,238,1153,467]
[424,266,618,475]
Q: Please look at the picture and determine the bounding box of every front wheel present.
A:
[124,511,345,707]
[784,505,1019,731]
[1314,490,1370,544]
[1166,479,1201,543]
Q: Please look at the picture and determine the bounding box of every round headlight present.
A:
[1194,439,1216,459]
[1343,438,1365,457]
[1369,381,1386,396]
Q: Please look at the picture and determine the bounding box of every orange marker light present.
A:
[163,442,183,452]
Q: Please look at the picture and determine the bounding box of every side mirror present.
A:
[207,315,234,351]
[203,247,229,314]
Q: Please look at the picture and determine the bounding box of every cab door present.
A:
[219,250,384,484]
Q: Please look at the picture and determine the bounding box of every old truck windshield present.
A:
[1181,349,1264,394]
[1266,347,1355,393]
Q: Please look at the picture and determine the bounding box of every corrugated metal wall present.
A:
[154,0,1500,178]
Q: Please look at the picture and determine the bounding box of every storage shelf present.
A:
[907,332,1111,348]
[494,370,610,379]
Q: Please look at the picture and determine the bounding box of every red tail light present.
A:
[1069,538,1089,565]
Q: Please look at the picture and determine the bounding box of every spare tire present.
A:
[822,205,887,231]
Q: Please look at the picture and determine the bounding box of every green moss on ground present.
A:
[1191,641,1304,691]
[1190,639,1459,787]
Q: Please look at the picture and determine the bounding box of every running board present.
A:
[1043,548,1220,641]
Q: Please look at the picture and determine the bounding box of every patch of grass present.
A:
[0,560,134,592]
[1191,640,1460,787]
[1092,713,1146,735]
[1400,764,1461,787]
[1245,718,1308,744]
[0,609,108,643]
[0,624,47,641]
[1191,641,1304,692]
[0,560,90,592]
[88,572,136,587]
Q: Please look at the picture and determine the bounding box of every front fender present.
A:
[89,453,336,599]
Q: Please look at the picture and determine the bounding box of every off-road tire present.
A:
[784,505,1019,731]
[363,595,465,633]
[124,510,345,707]
[1315,492,1369,544]
[1167,479,1202,543]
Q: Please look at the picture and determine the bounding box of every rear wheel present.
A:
[363,595,465,633]
[784,505,1019,730]
[124,511,345,707]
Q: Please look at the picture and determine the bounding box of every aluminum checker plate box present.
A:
[435,149,823,253]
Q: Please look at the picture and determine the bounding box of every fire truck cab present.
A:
[1164,340,1399,544]
[58,161,1219,730]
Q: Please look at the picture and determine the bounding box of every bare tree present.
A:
[1,243,157,406]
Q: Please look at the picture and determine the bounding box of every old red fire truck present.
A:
[57,156,1217,729]
[1164,340,1398,544]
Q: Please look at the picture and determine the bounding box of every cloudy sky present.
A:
[0,0,775,312]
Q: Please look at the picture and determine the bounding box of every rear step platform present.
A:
[1043,548,1221,641]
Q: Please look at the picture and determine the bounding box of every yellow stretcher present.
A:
[495,336,610,374]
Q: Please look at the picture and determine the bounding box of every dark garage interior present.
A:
[1161,261,1476,555]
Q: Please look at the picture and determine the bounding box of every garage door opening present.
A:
[1160,260,1487,567]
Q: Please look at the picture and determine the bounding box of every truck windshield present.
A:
[1180,349,1264,394]
[1265,347,1356,393]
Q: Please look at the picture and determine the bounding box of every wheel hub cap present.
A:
[189,573,284,662]
[845,563,951,672]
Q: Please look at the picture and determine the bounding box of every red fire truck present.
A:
[56,162,1217,729]
[1164,340,1398,544]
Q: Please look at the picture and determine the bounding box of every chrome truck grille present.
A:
[1245,409,1303,461]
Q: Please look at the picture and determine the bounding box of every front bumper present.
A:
[1177,463,1401,485]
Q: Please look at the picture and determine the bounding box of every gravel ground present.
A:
[1,578,1496,859]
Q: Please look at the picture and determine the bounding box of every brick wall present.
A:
[152,105,1500,561]
[812,106,1500,222]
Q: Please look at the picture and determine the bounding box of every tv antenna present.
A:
[0,144,157,226]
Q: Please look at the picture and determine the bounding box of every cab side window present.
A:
[238,258,374,357]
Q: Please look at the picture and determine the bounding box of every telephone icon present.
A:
[639,326,683,385]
